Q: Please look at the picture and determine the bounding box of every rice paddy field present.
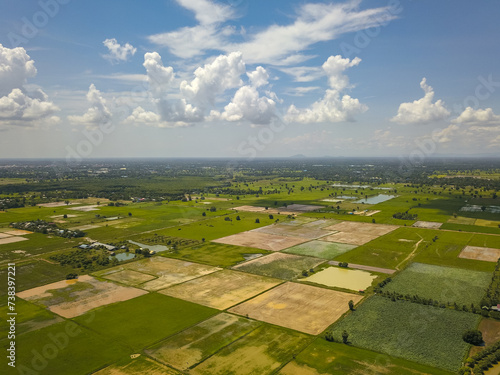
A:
[328,296,481,371]
[381,262,491,306]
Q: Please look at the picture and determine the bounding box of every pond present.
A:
[112,252,136,262]
[353,194,396,204]
[301,267,376,291]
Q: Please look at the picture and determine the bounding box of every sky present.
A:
[0,0,500,160]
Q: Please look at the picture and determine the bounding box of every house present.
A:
[78,244,90,249]
[491,304,500,311]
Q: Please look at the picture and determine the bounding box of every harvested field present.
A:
[37,201,78,207]
[0,232,11,238]
[5,229,33,235]
[459,245,500,262]
[229,282,362,335]
[251,223,332,239]
[285,240,357,260]
[70,224,101,231]
[448,216,476,225]
[17,275,147,318]
[95,356,181,375]
[470,319,500,357]
[190,325,310,375]
[159,270,281,309]
[319,231,377,246]
[302,219,340,228]
[94,257,221,291]
[213,231,308,251]
[146,313,261,370]
[412,221,442,229]
[231,205,296,215]
[324,221,398,236]
[104,269,157,286]
[232,205,266,212]
[0,236,27,245]
[232,252,324,280]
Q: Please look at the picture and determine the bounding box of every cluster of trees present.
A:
[10,220,84,238]
[338,262,349,268]
[139,234,200,250]
[392,211,418,220]
[481,258,500,307]
[325,330,349,344]
[50,249,117,271]
[460,340,500,374]
[0,198,25,210]
[462,329,483,345]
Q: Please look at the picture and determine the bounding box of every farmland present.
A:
[2,158,500,374]
[328,296,480,371]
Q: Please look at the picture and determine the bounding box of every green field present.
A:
[146,313,261,370]
[190,325,311,375]
[284,240,357,260]
[382,262,491,306]
[1,321,130,375]
[96,356,181,374]
[161,242,271,267]
[281,338,453,375]
[73,293,217,350]
[233,252,325,280]
[328,296,480,371]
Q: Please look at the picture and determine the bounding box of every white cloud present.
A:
[452,107,500,126]
[247,66,269,88]
[143,52,175,98]
[68,84,112,127]
[285,55,367,124]
[279,66,323,82]
[102,38,137,63]
[391,78,450,125]
[285,86,321,97]
[180,51,245,107]
[0,44,59,127]
[149,0,397,65]
[215,85,276,125]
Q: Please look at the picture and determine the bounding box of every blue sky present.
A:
[1,0,499,159]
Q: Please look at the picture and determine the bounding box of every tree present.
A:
[255,218,260,223]
[236,215,241,221]
[63,214,68,219]
[202,211,206,216]
[325,331,335,342]
[462,329,483,345]
[348,300,354,311]
[342,330,349,344]
[269,214,274,220]
[128,212,132,217]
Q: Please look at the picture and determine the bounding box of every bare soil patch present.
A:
[412,221,442,229]
[229,282,363,335]
[67,205,100,212]
[320,232,377,246]
[459,246,500,262]
[324,221,398,236]
[470,319,500,357]
[37,202,78,208]
[17,275,148,318]
[251,224,332,240]
[160,270,281,310]
[213,231,308,251]
[0,236,28,245]
[285,204,323,212]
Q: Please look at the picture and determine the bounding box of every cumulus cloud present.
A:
[452,107,500,126]
[102,38,137,63]
[247,66,269,88]
[68,84,111,127]
[285,55,367,124]
[143,52,175,98]
[149,0,397,64]
[180,52,245,107]
[0,44,59,126]
[391,78,450,125]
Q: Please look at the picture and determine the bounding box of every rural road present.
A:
[328,261,395,274]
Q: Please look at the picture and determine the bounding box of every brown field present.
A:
[17,275,147,318]
[232,205,266,212]
[228,282,363,335]
[69,224,101,231]
[213,231,308,251]
[95,356,181,375]
[278,362,322,375]
[470,319,500,357]
[94,257,221,291]
[37,202,78,208]
[0,236,28,245]
[302,219,340,228]
[324,221,398,236]
[251,224,333,240]
[319,232,377,246]
[5,229,33,235]
[285,204,323,212]
[412,221,442,229]
[104,269,157,286]
[0,232,11,239]
[159,270,282,310]
[67,205,100,212]
[459,246,500,262]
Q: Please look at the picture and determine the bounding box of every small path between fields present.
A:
[395,235,424,271]
[328,261,395,275]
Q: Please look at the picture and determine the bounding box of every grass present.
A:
[284,240,357,260]
[1,320,130,375]
[95,356,182,374]
[440,223,500,235]
[328,296,480,371]
[233,253,325,280]
[190,325,311,375]
[161,242,271,267]
[285,338,453,375]
[73,293,217,351]
[382,262,491,306]
[0,299,60,337]
[146,313,261,370]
